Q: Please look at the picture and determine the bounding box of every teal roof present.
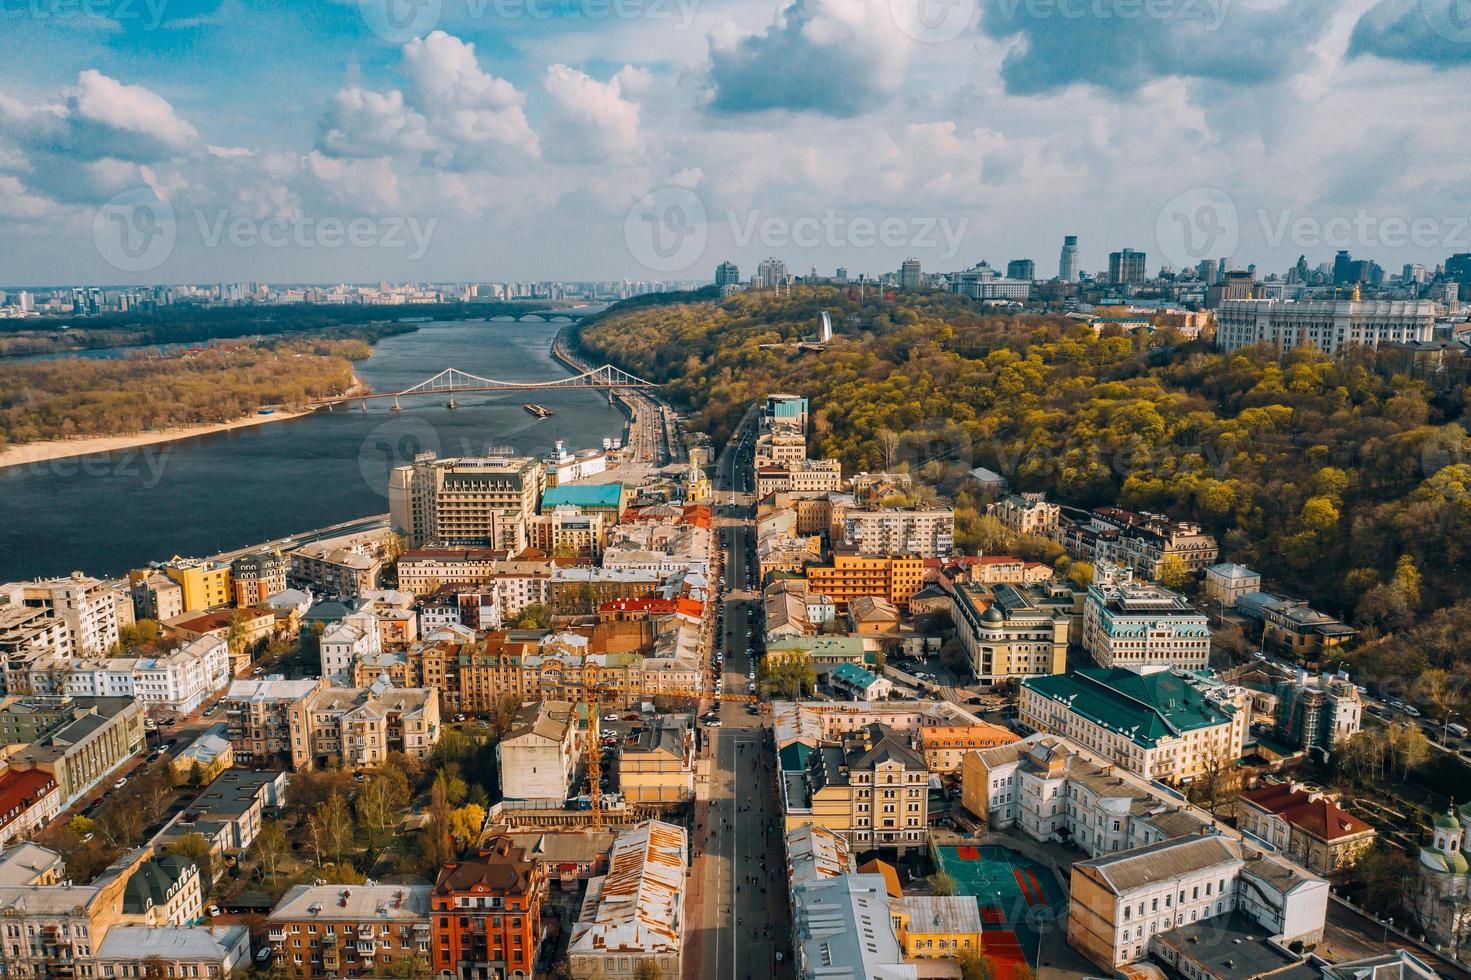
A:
[542,484,624,509]
[779,742,813,773]
[831,662,880,688]
[1022,668,1236,749]
[1422,847,1471,875]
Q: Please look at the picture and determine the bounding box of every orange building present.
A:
[919,724,1020,774]
[804,552,925,611]
[432,837,545,980]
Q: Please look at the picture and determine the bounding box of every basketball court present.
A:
[934,844,1067,978]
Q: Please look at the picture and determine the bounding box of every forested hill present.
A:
[578,286,1471,639]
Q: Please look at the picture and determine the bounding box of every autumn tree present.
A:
[251,818,290,881]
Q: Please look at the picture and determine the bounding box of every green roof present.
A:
[542,484,624,509]
[1022,668,1236,749]
[766,635,867,659]
[831,662,881,687]
[779,742,813,772]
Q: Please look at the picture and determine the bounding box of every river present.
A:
[0,320,626,581]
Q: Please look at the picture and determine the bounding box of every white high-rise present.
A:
[1059,235,1079,282]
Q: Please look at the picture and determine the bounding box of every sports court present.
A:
[934,844,1067,978]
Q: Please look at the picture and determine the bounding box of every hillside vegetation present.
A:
[579,287,1471,631]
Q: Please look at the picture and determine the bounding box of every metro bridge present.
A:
[316,363,659,410]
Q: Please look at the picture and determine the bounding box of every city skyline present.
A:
[2,1,1470,284]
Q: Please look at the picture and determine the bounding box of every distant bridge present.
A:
[318,363,658,408]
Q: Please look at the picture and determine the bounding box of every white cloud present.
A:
[541,65,645,164]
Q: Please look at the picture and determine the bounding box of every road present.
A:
[686,405,790,980]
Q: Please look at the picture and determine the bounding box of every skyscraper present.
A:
[714,261,740,287]
[1006,259,1035,281]
[1108,249,1147,286]
[900,257,923,289]
[753,257,789,289]
[1059,235,1079,282]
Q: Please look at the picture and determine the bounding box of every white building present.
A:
[1082,564,1210,670]
[0,574,122,658]
[568,821,687,980]
[319,612,383,685]
[31,636,230,714]
[498,700,580,803]
[1216,298,1436,354]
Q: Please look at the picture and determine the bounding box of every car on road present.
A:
[1404,704,1422,717]
[207,905,221,917]
[603,713,620,722]
[113,777,128,790]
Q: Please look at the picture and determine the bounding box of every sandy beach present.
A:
[0,406,315,472]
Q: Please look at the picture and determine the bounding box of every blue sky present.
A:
[1,0,1469,285]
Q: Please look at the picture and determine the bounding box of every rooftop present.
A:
[97,925,248,963]
[568,820,687,956]
[1078,834,1242,895]
[542,484,625,510]
[269,883,432,922]
[1023,668,1238,747]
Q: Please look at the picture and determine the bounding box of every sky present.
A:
[1,0,1470,286]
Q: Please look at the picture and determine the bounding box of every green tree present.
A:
[165,832,215,884]
[250,819,290,881]
[448,805,487,850]
[927,872,957,896]
[1156,555,1190,590]
[308,793,355,868]
[759,653,816,699]
[187,760,205,791]
[512,604,553,629]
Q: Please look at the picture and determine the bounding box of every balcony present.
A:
[268,929,286,941]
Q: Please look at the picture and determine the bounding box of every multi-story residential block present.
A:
[319,613,383,685]
[308,684,440,769]
[223,676,324,771]
[0,575,122,657]
[118,854,203,926]
[753,428,808,471]
[783,723,929,852]
[1087,508,1219,581]
[757,459,842,497]
[268,883,433,978]
[396,550,511,596]
[165,607,276,675]
[836,507,954,559]
[1236,592,1358,660]
[0,770,60,847]
[803,552,924,612]
[1202,562,1261,610]
[389,453,546,551]
[129,573,184,623]
[601,523,712,578]
[950,582,1071,685]
[529,507,608,558]
[7,696,146,806]
[567,821,687,980]
[618,714,695,806]
[432,837,545,980]
[1238,783,1375,875]
[1068,834,1327,972]
[960,556,1055,586]
[1019,667,1248,784]
[231,551,290,607]
[1082,564,1210,670]
[550,568,661,616]
[1216,298,1436,354]
[498,700,580,803]
[32,635,231,714]
[988,492,1060,536]
[289,542,382,599]
[152,557,233,613]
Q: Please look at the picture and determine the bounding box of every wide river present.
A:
[0,320,627,581]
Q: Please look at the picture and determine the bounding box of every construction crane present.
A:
[540,663,756,829]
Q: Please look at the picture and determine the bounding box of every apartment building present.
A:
[784,724,929,852]
[129,573,184,623]
[1216,298,1436,354]
[319,613,383,685]
[307,684,440,769]
[0,770,60,847]
[804,552,924,612]
[917,723,1018,774]
[432,838,545,980]
[152,558,233,613]
[567,821,687,980]
[529,507,608,559]
[550,568,661,616]
[289,542,382,599]
[268,884,433,978]
[951,582,1071,685]
[1068,835,1327,971]
[1019,667,1248,784]
[223,676,324,771]
[498,700,580,803]
[96,924,251,979]
[757,459,843,497]
[837,507,955,559]
[32,635,231,714]
[960,556,1055,586]
[151,768,287,865]
[389,453,546,551]
[1087,509,1220,581]
[396,550,510,595]
[1083,564,1211,670]
[231,551,289,607]
[1238,783,1375,875]
[0,575,122,657]
[890,897,982,960]
[788,872,915,980]
[988,492,1061,536]
[1203,562,1261,610]
[754,428,808,471]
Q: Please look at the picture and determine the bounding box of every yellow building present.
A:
[804,552,924,611]
[890,896,983,960]
[137,559,232,613]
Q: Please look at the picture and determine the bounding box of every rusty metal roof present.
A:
[567,820,687,957]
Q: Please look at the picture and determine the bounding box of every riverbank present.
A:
[0,406,316,471]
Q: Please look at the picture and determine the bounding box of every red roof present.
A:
[0,769,57,828]
[1241,785,1372,841]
